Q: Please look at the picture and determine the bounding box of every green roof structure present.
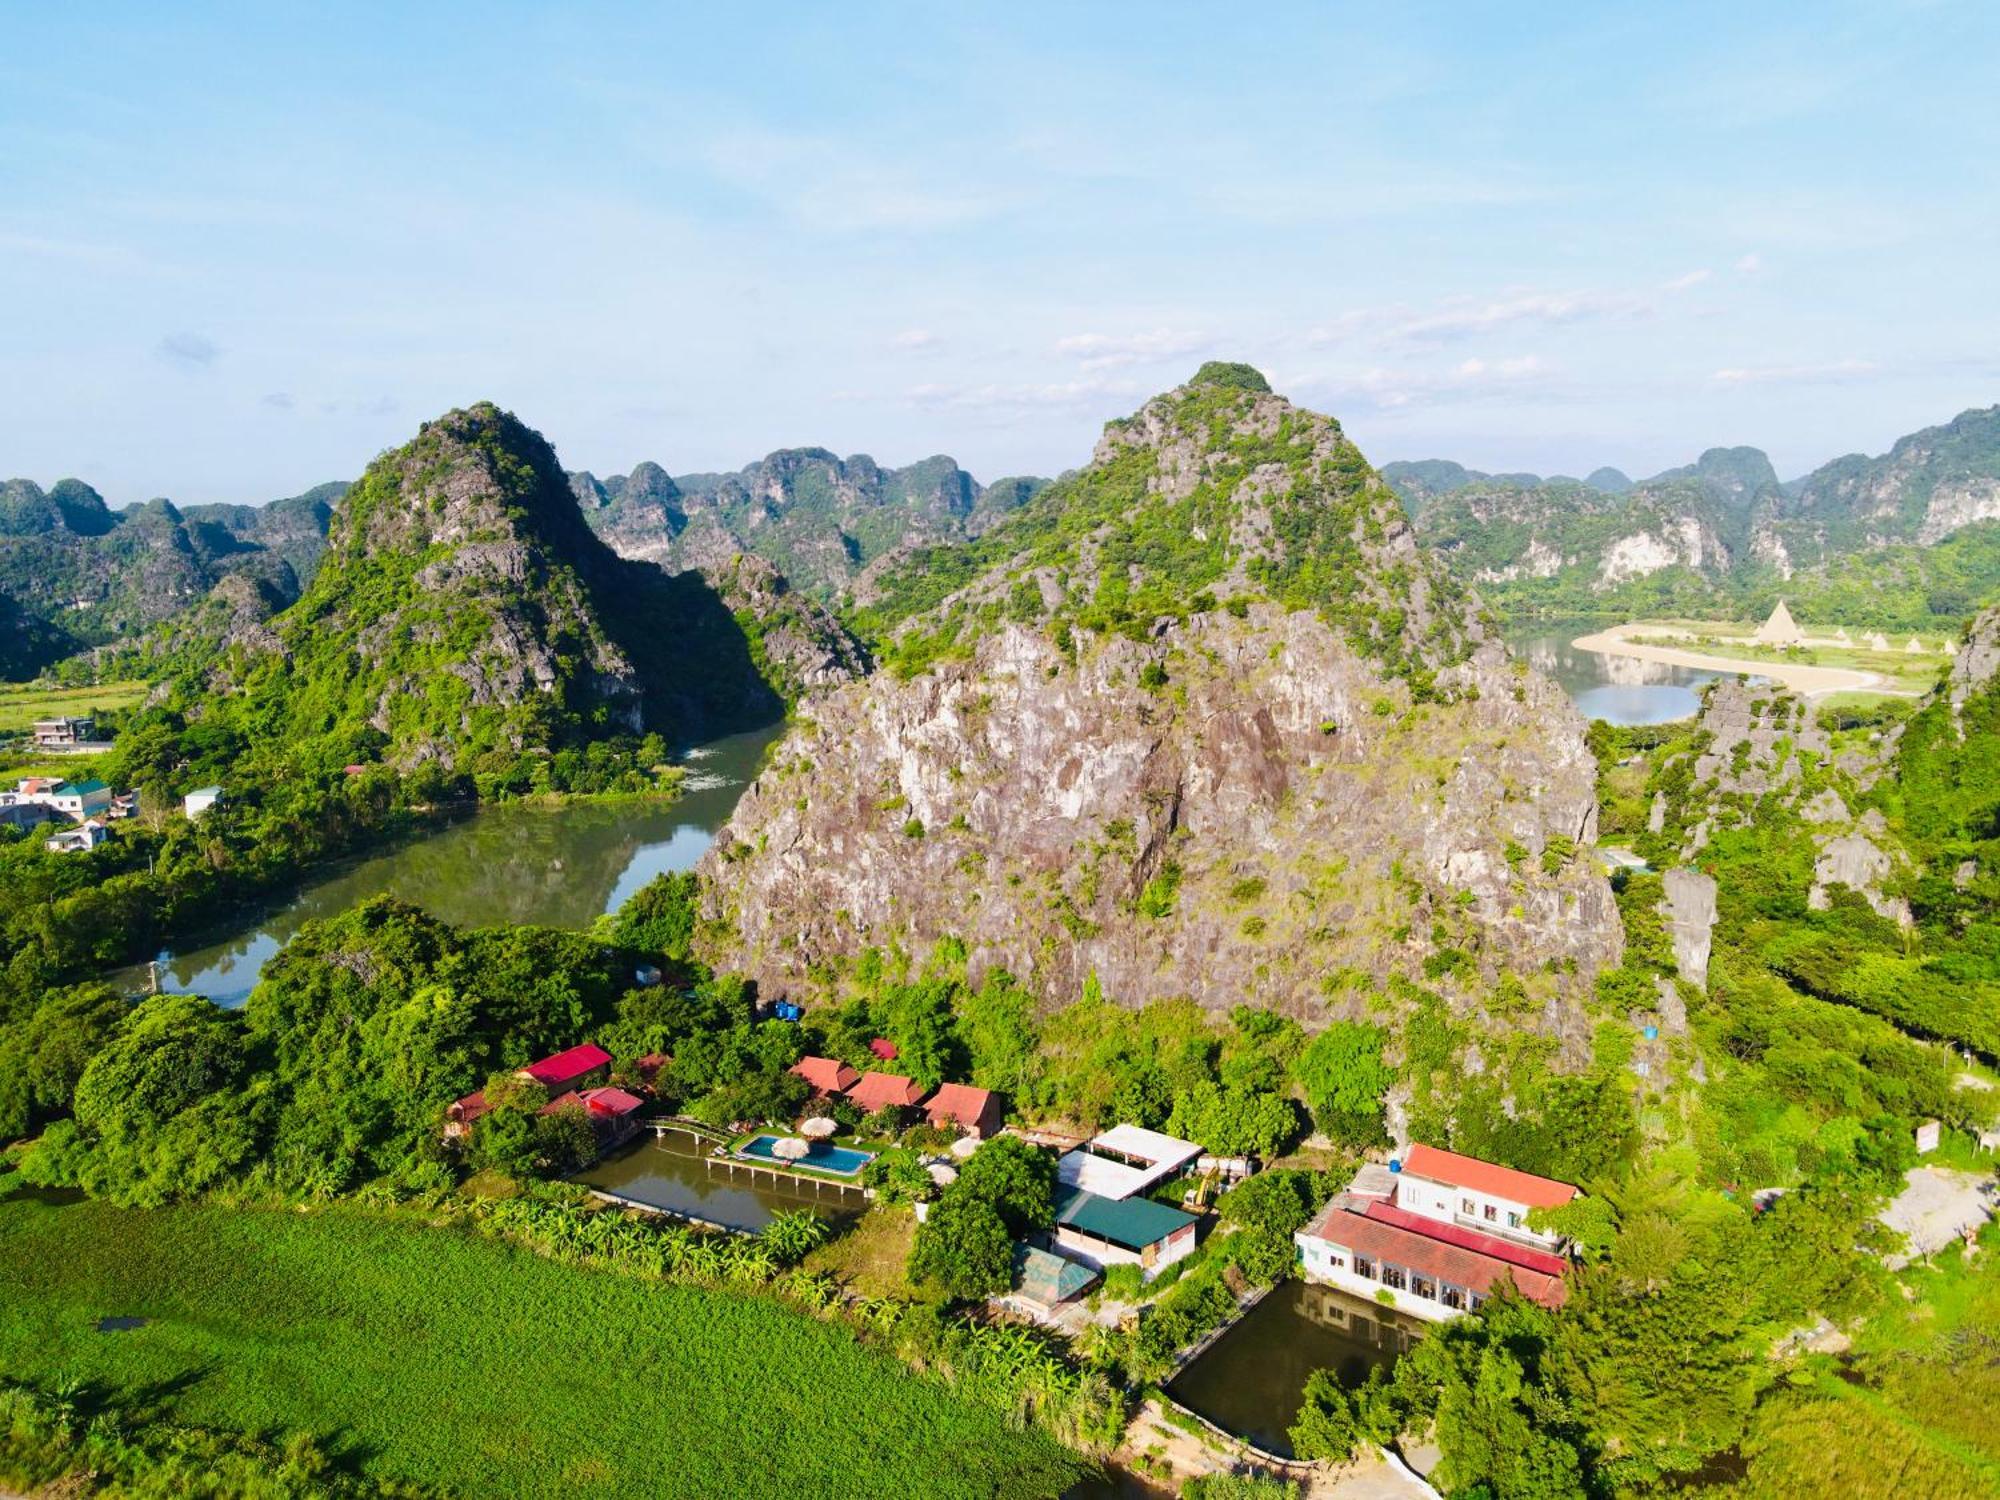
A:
[1055,1187,1197,1252]
[1013,1245,1098,1306]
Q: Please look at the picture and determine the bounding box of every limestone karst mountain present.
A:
[200,404,859,768]
[698,364,1623,1031]
[1384,404,2000,626]
[568,450,1049,600]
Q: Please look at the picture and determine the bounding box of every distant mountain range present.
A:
[6,403,1995,683]
[567,450,1048,599]
[0,441,1038,681]
[0,478,344,676]
[1384,405,2000,627]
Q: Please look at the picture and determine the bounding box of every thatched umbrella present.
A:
[927,1163,959,1187]
[949,1135,981,1160]
[800,1116,838,1140]
[770,1136,811,1161]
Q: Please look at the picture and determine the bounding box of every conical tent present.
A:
[1753,599,1804,647]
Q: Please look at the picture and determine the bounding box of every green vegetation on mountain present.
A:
[854,363,1477,694]
[0,476,342,679]
[1392,404,2000,632]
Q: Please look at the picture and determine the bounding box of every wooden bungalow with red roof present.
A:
[924,1082,1004,1139]
[847,1071,926,1120]
[791,1055,861,1098]
[519,1043,613,1095]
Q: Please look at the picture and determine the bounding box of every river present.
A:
[1503,618,1724,725]
[122,722,784,1006]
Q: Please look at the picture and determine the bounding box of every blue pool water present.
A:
[738,1134,876,1177]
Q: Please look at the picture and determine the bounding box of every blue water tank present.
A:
[1388,1158,1402,1174]
[1643,1025,1659,1040]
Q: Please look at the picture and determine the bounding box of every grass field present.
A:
[0,679,148,735]
[0,1186,1086,1499]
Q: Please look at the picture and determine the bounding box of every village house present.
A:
[846,1070,927,1119]
[541,1085,647,1149]
[790,1055,861,1097]
[7,776,119,824]
[183,785,223,819]
[1393,1143,1577,1252]
[519,1042,613,1094]
[45,819,109,854]
[924,1082,1004,1139]
[1295,1148,1578,1322]
[46,778,113,821]
[442,1043,616,1142]
[30,715,93,748]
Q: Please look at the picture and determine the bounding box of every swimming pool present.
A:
[737,1134,876,1177]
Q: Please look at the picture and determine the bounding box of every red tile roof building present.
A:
[1295,1145,1580,1322]
[924,1083,1004,1139]
[868,1038,899,1061]
[443,1090,489,1139]
[847,1071,926,1113]
[791,1056,861,1097]
[1298,1196,1567,1312]
[1400,1144,1579,1211]
[520,1043,613,1092]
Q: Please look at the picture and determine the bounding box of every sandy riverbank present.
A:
[1571,624,1894,697]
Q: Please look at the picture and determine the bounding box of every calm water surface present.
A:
[1167,1281,1422,1456]
[125,723,783,1006]
[576,1129,864,1233]
[1503,619,1724,725]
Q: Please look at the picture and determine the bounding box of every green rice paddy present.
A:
[0,1187,1085,1499]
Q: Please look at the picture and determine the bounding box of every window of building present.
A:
[1440,1285,1466,1310]
[1460,1197,1475,1215]
[1507,1211,1522,1228]
[1484,1204,1497,1221]
[1353,1256,1376,1280]
[1382,1265,1408,1291]
[1410,1275,1437,1301]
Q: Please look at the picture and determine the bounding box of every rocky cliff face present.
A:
[700,367,1622,1029]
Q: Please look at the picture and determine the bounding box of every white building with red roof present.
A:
[1295,1146,1578,1322]
[1395,1143,1578,1253]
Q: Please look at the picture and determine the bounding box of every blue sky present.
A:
[4,2,1997,504]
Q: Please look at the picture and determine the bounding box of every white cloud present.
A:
[904,377,1144,414]
[1736,252,1763,274]
[891,328,940,350]
[1052,329,1212,372]
[156,331,219,367]
[1393,290,1655,344]
[1308,354,1555,411]
[1663,268,1712,291]
[260,391,295,410]
[1711,359,1875,385]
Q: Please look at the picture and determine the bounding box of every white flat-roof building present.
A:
[1056,1124,1203,1202]
[183,786,223,819]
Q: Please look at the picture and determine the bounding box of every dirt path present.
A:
[1571,624,1897,697]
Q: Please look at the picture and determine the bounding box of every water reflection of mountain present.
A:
[135,722,782,1004]
[1501,622,1718,726]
